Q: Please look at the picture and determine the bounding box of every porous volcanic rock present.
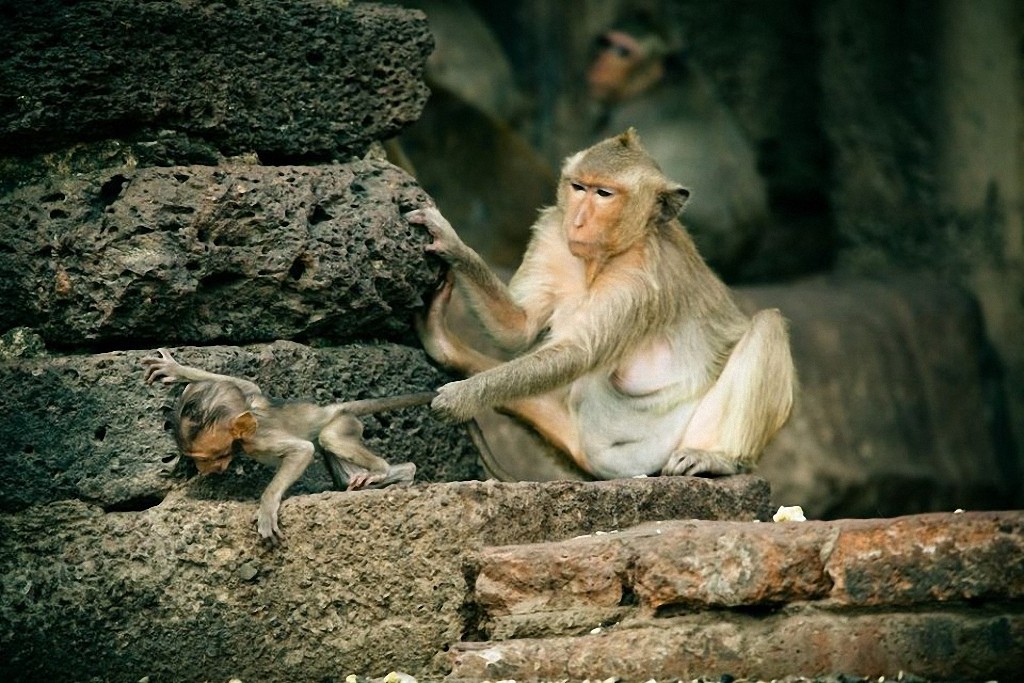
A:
[0,0,431,161]
[0,341,479,512]
[0,476,771,682]
[0,160,439,348]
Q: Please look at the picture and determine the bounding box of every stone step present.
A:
[448,610,1024,682]
[454,510,1024,680]
[472,511,1024,622]
[0,476,770,683]
[0,1,430,159]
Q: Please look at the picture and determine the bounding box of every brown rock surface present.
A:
[0,0,431,161]
[826,512,1024,606]
[0,160,437,348]
[473,511,1024,620]
[475,520,831,621]
[0,476,770,683]
[454,510,1024,682]
[0,342,478,512]
[449,611,1024,682]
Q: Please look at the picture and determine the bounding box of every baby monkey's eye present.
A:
[596,188,614,198]
[570,182,586,192]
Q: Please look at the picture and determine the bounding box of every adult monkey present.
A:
[409,129,794,479]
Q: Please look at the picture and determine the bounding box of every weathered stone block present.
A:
[0,476,769,683]
[448,611,1024,682]
[475,531,630,617]
[0,0,431,160]
[0,160,437,347]
[826,511,1024,606]
[0,342,478,511]
[472,511,1024,628]
[475,518,831,621]
[630,519,833,610]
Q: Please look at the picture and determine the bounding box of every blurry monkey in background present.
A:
[411,129,794,480]
[143,349,432,543]
[587,14,671,106]
[586,12,769,274]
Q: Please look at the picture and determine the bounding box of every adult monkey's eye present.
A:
[596,188,614,198]
[570,182,586,192]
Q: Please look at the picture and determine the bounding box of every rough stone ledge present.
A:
[0,341,479,511]
[0,476,769,683]
[0,160,437,348]
[473,511,1024,622]
[447,609,1024,682]
[0,0,431,160]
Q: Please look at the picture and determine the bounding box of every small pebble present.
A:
[238,561,259,581]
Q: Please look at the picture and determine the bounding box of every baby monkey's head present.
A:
[171,380,256,474]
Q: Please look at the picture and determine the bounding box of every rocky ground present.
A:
[272,671,940,682]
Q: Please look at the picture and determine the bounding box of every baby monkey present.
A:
[142,349,433,543]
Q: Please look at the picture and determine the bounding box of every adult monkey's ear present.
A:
[617,126,644,149]
[658,183,690,223]
[230,411,259,439]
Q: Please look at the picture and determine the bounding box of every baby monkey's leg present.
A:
[331,459,417,491]
[318,413,415,490]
